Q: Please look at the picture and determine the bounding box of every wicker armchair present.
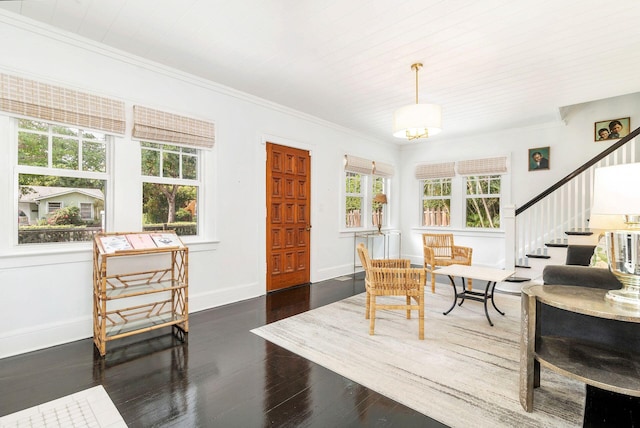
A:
[422,233,473,293]
[357,243,425,340]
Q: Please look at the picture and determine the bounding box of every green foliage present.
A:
[175,208,192,222]
[143,183,197,224]
[47,206,82,226]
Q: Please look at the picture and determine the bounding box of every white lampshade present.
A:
[591,163,640,216]
[393,103,442,139]
[588,214,627,230]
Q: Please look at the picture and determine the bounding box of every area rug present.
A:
[0,385,126,428]
[251,287,585,427]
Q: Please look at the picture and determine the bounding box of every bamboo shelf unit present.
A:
[93,231,189,356]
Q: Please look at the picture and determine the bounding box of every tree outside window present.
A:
[466,175,501,228]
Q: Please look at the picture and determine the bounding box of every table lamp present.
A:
[590,162,640,307]
[372,193,387,233]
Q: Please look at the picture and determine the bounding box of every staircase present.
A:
[501,127,640,292]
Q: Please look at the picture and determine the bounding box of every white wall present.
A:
[0,16,399,358]
[399,92,640,268]
[1,13,638,358]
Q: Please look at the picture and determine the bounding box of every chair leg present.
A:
[369,295,376,335]
[431,272,436,293]
[406,296,411,318]
[365,291,370,319]
[467,278,473,291]
[418,295,425,340]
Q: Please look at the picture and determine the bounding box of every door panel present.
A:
[266,143,311,292]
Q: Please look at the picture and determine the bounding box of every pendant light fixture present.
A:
[393,63,442,140]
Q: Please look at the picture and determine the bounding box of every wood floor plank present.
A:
[0,275,442,427]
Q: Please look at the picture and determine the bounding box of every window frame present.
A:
[464,174,502,229]
[140,140,203,237]
[13,117,111,247]
[343,170,390,231]
[420,177,452,227]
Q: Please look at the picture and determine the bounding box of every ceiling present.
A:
[2,0,640,144]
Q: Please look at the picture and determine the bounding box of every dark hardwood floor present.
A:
[0,274,445,427]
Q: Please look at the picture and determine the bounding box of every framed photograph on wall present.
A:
[529,146,550,171]
[594,117,630,141]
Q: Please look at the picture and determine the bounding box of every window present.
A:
[16,119,109,244]
[47,202,62,213]
[345,171,363,228]
[465,175,501,228]
[343,171,390,230]
[80,203,92,220]
[421,178,451,226]
[141,141,200,236]
[416,158,506,230]
[371,176,387,229]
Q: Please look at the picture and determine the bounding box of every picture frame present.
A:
[529,146,550,171]
[594,117,630,141]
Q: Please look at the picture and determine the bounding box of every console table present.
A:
[353,230,401,272]
[519,284,640,412]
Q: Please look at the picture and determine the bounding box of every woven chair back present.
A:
[367,267,423,295]
[422,233,455,258]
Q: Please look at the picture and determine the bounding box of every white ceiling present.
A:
[2,0,640,144]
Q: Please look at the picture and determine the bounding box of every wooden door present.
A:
[266,143,311,292]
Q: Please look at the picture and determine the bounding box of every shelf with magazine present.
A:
[93,231,189,356]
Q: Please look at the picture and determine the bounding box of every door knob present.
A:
[305,225,312,231]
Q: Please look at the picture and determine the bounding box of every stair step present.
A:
[526,253,551,259]
[505,276,530,283]
[565,229,593,236]
[546,239,568,248]
[515,264,531,269]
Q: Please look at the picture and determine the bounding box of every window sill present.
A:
[412,226,505,238]
[0,238,220,269]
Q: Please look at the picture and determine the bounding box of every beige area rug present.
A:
[0,385,126,428]
[251,287,585,427]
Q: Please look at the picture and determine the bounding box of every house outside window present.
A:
[141,141,200,236]
[16,119,109,244]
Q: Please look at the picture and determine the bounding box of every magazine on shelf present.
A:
[99,235,133,253]
[150,232,183,248]
[126,233,158,250]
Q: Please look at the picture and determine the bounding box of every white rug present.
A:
[0,386,126,428]
[251,287,585,427]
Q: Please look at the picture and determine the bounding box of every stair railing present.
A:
[511,127,640,268]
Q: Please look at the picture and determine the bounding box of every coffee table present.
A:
[433,264,515,326]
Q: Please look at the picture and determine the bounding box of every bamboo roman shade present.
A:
[415,162,456,179]
[457,156,508,175]
[373,161,394,178]
[0,73,125,134]
[344,155,374,174]
[132,105,215,149]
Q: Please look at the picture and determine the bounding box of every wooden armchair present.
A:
[357,243,425,340]
[422,233,473,293]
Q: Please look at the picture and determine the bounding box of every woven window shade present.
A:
[133,105,215,149]
[415,162,456,179]
[0,73,125,134]
[373,161,394,177]
[344,155,373,174]
[457,157,508,175]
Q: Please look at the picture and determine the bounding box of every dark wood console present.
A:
[519,284,640,412]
